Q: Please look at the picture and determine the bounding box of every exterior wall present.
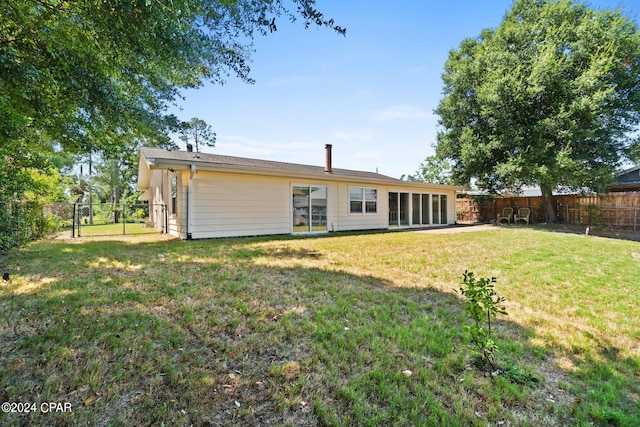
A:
[147,169,188,239]
[186,172,397,238]
[168,171,188,239]
[335,182,389,231]
[149,168,459,239]
[189,171,292,239]
[149,170,165,231]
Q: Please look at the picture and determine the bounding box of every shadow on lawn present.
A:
[0,236,638,426]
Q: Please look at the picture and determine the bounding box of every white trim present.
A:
[188,164,195,239]
[388,191,451,227]
[142,153,463,191]
[348,186,378,215]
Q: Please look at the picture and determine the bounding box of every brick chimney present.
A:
[324,144,333,173]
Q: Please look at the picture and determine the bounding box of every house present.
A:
[137,145,462,239]
[608,165,640,192]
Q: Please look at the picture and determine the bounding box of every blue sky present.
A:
[173,0,639,179]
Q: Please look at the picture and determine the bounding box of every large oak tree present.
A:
[435,0,640,222]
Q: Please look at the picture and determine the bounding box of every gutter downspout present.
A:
[187,164,195,239]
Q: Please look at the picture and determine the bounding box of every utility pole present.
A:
[88,150,94,225]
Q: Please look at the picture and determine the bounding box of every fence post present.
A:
[71,203,76,238]
[469,198,473,223]
[77,204,82,237]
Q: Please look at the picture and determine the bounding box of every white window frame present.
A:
[349,187,377,214]
[292,183,328,234]
[170,175,177,217]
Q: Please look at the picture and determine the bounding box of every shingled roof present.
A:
[140,147,402,183]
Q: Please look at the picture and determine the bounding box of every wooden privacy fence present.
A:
[456,192,640,230]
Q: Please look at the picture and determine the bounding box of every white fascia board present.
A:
[388,181,465,192]
[136,154,153,191]
[145,157,463,191]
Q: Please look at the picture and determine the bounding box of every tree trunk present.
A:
[540,185,559,223]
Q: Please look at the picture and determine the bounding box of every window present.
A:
[440,195,448,224]
[170,176,177,215]
[432,194,439,224]
[365,188,377,213]
[431,194,447,225]
[349,187,363,213]
[412,194,420,225]
[421,194,430,225]
[350,187,377,214]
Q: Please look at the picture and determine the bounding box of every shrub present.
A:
[0,201,56,253]
[456,270,507,371]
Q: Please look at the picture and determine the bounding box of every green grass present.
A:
[76,222,158,236]
[0,227,639,426]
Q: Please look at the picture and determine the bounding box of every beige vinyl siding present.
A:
[145,165,459,239]
[447,193,456,225]
[147,169,188,237]
[335,183,389,231]
[149,170,166,232]
[189,171,291,238]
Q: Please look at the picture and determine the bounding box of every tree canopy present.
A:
[1,0,344,201]
[180,117,216,153]
[435,0,640,221]
[403,155,453,185]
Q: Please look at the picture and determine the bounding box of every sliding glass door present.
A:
[389,192,399,226]
[390,191,448,227]
[421,194,430,225]
[409,193,432,226]
[439,195,448,225]
[431,194,448,225]
[412,194,421,225]
[389,192,409,227]
[432,195,440,225]
[293,185,327,233]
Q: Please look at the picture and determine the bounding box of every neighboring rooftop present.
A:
[609,164,640,192]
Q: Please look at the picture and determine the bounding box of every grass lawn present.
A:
[0,227,638,426]
[76,222,158,237]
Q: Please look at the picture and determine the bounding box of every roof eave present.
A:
[142,153,463,190]
[136,153,154,191]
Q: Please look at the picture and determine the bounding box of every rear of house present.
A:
[137,146,461,239]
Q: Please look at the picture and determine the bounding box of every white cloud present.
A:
[369,105,433,122]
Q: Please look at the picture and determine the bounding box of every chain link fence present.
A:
[1,202,166,252]
[68,203,167,237]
